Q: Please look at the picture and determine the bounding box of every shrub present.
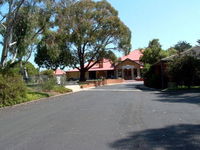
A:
[40,70,54,78]
[168,55,200,88]
[41,78,56,92]
[0,74,27,107]
[143,65,163,89]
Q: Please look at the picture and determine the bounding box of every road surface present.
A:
[0,82,200,150]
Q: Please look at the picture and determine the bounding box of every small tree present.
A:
[140,39,165,65]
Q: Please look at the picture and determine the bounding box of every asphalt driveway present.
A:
[0,82,200,150]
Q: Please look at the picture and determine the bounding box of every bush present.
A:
[0,74,27,107]
[40,70,54,78]
[41,78,56,92]
[168,55,200,88]
[143,65,163,89]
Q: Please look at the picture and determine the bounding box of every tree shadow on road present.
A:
[126,83,200,106]
[154,91,200,106]
[109,124,200,150]
[125,84,159,92]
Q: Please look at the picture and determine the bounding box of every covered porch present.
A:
[115,59,142,80]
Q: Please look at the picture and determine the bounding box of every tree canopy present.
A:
[173,41,192,52]
[0,0,54,69]
[35,30,72,70]
[140,39,165,65]
[54,0,131,81]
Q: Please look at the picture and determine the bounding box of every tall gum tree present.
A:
[0,0,55,69]
[56,0,131,81]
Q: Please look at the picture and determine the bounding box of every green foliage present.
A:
[197,39,200,46]
[40,70,54,78]
[35,31,72,70]
[6,61,39,76]
[0,73,27,107]
[166,48,177,56]
[26,92,49,101]
[140,39,165,65]
[141,63,151,76]
[25,62,39,76]
[0,0,55,68]
[41,78,56,92]
[174,41,192,52]
[168,55,200,88]
[143,65,161,89]
[56,0,131,81]
[53,86,72,93]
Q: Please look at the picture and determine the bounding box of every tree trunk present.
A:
[79,69,87,82]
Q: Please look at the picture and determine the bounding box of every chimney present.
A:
[99,59,103,68]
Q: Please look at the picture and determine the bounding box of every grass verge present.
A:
[0,86,72,108]
[52,86,72,94]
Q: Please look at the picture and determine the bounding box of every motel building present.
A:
[66,50,143,80]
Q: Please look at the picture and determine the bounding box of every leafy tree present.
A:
[10,61,39,76]
[140,39,164,64]
[40,70,54,78]
[168,55,200,88]
[56,0,131,81]
[174,41,192,52]
[35,30,72,70]
[166,47,177,56]
[0,0,54,68]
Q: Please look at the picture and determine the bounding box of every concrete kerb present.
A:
[0,86,97,110]
[0,81,142,110]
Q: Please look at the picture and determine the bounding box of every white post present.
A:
[137,68,141,79]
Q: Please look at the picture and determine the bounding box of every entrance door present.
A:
[124,69,132,80]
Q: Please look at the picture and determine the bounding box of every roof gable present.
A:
[120,50,143,61]
[54,69,66,75]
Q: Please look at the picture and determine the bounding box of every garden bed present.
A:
[80,79,124,88]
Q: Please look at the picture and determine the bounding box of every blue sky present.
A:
[1,0,200,67]
[106,0,200,49]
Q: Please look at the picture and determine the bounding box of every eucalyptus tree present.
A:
[0,0,54,69]
[56,0,131,81]
[35,30,72,71]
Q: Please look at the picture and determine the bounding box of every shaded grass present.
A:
[163,86,200,92]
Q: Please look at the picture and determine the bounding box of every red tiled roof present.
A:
[67,59,114,72]
[54,69,66,75]
[120,50,143,61]
[66,50,143,72]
